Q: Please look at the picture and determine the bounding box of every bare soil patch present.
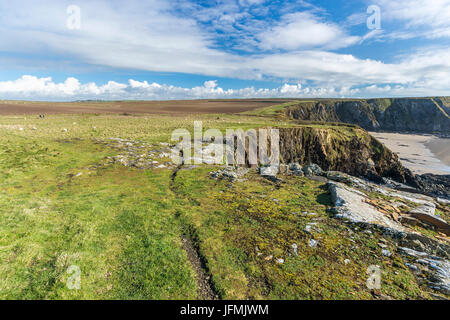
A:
[0,99,290,115]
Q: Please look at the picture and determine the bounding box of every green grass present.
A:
[242,101,301,116]
[171,169,431,299]
[0,136,197,299]
[0,113,440,300]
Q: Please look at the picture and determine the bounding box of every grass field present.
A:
[0,99,293,115]
[0,107,439,300]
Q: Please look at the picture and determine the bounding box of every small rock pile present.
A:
[258,162,323,178]
[95,138,175,170]
[210,167,249,182]
[399,246,450,295]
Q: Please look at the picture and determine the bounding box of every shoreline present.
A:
[424,138,450,167]
[369,132,450,175]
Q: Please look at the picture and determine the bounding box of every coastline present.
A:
[369,132,450,175]
[425,137,450,167]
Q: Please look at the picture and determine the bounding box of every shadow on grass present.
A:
[316,184,332,207]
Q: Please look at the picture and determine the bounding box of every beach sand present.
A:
[369,132,450,175]
[425,138,450,167]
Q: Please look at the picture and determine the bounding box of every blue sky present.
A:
[0,0,449,100]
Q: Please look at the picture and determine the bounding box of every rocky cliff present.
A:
[276,126,413,183]
[284,98,450,134]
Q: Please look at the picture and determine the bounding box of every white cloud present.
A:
[0,76,350,100]
[0,73,448,102]
[0,0,449,97]
[376,0,450,39]
[256,12,360,50]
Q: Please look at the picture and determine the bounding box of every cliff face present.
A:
[277,126,412,183]
[285,98,450,133]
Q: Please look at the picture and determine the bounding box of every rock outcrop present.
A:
[277,126,413,184]
[284,98,450,134]
[324,170,450,295]
[328,181,407,234]
[222,125,424,187]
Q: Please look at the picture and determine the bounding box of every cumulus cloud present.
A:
[0,0,449,97]
[256,12,360,50]
[0,76,363,100]
[0,74,447,101]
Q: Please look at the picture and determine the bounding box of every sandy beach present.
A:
[369,132,450,175]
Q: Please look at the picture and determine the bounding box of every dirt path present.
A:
[170,166,219,300]
[180,234,218,300]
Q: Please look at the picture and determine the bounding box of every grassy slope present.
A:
[0,113,438,299]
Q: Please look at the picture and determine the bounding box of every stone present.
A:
[259,165,279,177]
[399,216,421,227]
[279,164,289,174]
[437,198,450,206]
[309,239,318,248]
[290,243,298,256]
[289,163,302,172]
[405,263,419,271]
[328,182,406,234]
[399,248,450,295]
[326,171,353,184]
[382,249,392,257]
[211,167,239,181]
[409,207,450,235]
[420,258,450,294]
[410,205,436,216]
[389,190,435,207]
[303,164,323,176]
[304,224,315,234]
[288,163,304,176]
[398,247,428,258]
